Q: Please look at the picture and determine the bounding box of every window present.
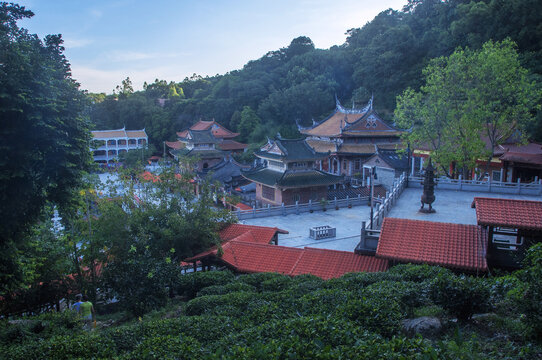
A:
[354,159,362,171]
[268,160,284,169]
[343,160,347,170]
[262,185,275,201]
[492,170,501,182]
[292,194,300,203]
[291,162,307,169]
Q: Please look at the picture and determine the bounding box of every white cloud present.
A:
[106,51,179,63]
[63,37,94,49]
[90,9,103,18]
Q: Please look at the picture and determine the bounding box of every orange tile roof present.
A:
[221,241,304,275]
[176,130,189,138]
[184,223,387,278]
[301,112,363,137]
[185,223,288,261]
[377,218,488,272]
[92,129,147,139]
[218,140,248,151]
[125,130,147,138]
[236,203,252,210]
[92,129,127,139]
[290,247,388,279]
[338,144,376,154]
[473,197,542,230]
[306,139,337,153]
[189,120,239,138]
[222,242,388,278]
[165,141,185,150]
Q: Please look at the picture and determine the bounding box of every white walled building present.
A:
[90,128,148,163]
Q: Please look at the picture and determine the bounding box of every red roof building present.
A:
[473,197,542,231]
[377,218,488,272]
[185,223,388,279]
[473,197,542,269]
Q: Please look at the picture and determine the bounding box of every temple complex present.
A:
[90,128,148,164]
[166,120,247,172]
[241,137,343,206]
[299,97,407,185]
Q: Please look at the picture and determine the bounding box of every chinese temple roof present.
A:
[473,197,542,231]
[178,129,220,144]
[189,120,239,138]
[170,148,225,159]
[255,137,329,161]
[242,168,343,189]
[377,218,488,272]
[299,98,403,138]
[200,158,251,185]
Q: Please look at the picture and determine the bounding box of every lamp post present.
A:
[369,166,377,229]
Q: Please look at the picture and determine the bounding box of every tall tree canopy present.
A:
[0,3,91,291]
[395,39,541,177]
[88,0,542,146]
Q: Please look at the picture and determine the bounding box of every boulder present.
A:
[402,316,442,337]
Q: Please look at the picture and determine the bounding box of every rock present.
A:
[402,317,442,337]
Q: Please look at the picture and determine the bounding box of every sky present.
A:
[16,0,406,94]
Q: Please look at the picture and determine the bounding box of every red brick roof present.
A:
[185,223,288,262]
[291,247,388,279]
[377,218,488,272]
[188,120,240,139]
[166,140,185,150]
[185,224,387,279]
[218,140,248,151]
[473,197,542,230]
[215,241,388,278]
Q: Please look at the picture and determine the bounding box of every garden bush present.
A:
[237,272,291,291]
[431,273,491,320]
[175,270,235,299]
[184,291,256,316]
[196,281,256,296]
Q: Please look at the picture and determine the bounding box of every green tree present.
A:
[0,3,91,292]
[238,106,261,142]
[395,39,540,177]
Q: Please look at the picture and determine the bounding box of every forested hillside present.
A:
[88,0,542,149]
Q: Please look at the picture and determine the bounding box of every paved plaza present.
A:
[243,188,541,252]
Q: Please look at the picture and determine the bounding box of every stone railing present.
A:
[236,194,369,220]
[366,172,408,230]
[408,175,542,196]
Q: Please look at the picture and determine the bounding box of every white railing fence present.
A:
[366,172,408,230]
[408,175,542,196]
[236,193,369,220]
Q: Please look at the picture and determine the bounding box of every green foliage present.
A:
[395,39,540,177]
[0,3,91,292]
[430,273,492,321]
[514,243,542,338]
[4,264,542,359]
[176,270,235,299]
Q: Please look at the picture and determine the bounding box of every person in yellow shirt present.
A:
[79,295,95,330]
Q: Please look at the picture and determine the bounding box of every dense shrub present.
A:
[184,291,256,316]
[237,272,291,291]
[339,297,404,337]
[196,281,256,296]
[514,243,542,338]
[388,264,453,282]
[120,335,203,359]
[175,270,235,299]
[362,280,429,315]
[431,273,491,320]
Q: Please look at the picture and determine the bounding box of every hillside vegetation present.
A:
[2,245,541,359]
[89,0,542,148]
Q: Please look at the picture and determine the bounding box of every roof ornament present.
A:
[276,132,282,140]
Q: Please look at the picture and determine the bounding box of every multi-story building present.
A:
[90,128,148,164]
[299,97,407,184]
[241,137,343,206]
